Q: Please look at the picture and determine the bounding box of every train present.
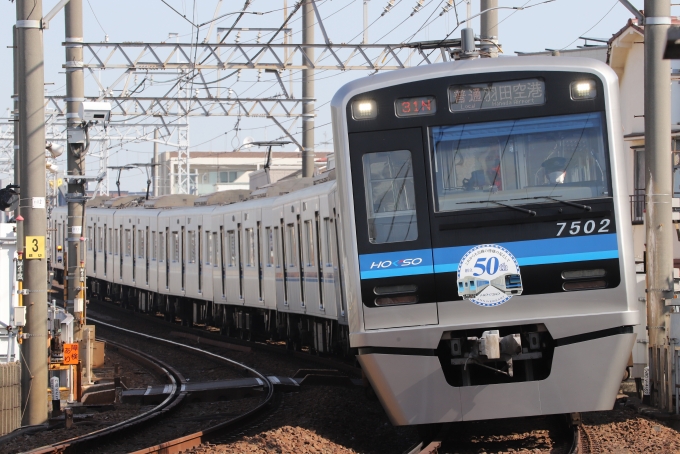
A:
[52,56,637,427]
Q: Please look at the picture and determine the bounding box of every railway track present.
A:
[402,414,582,454]
[16,317,274,454]
[22,338,186,454]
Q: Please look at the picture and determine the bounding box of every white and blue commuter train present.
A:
[52,56,637,426]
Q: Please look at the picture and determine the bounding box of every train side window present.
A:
[138,229,145,259]
[213,231,219,267]
[172,231,179,262]
[151,231,157,261]
[189,231,196,263]
[114,229,119,255]
[227,230,236,267]
[286,224,297,267]
[266,227,274,266]
[206,232,212,265]
[304,220,315,267]
[125,229,132,256]
[98,227,103,252]
[108,228,113,255]
[245,228,254,267]
[362,150,418,244]
[159,232,164,262]
[323,218,333,267]
[87,227,93,251]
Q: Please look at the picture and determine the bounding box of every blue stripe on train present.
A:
[359,233,619,280]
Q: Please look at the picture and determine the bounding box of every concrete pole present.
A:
[13,26,23,255]
[153,129,159,197]
[16,0,48,425]
[65,0,86,342]
[644,0,673,411]
[302,0,315,178]
[480,0,498,58]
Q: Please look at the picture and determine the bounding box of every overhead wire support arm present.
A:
[69,41,461,71]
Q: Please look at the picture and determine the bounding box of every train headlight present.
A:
[351,99,377,120]
[570,79,597,100]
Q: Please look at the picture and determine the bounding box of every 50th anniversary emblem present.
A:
[456,244,523,307]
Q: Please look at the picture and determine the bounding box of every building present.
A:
[156,150,330,195]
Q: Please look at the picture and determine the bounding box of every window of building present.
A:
[219,170,244,183]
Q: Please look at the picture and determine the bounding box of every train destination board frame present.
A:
[449,78,545,112]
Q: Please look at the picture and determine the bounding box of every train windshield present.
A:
[430,112,609,212]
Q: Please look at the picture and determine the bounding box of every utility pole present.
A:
[16,0,48,425]
[480,0,498,58]
[13,25,22,255]
[153,129,159,197]
[644,0,673,411]
[65,0,86,342]
[302,0,315,178]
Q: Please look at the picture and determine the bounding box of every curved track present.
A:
[91,317,275,454]
[23,338,185,454]
[21,317,274,454]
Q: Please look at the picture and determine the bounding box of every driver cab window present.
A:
[362,150,418,244]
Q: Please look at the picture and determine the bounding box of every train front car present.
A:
[331,57,638,426]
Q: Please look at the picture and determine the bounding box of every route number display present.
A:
[395,96,436,117]
[25,236,45,259]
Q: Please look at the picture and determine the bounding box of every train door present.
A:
[220,226,226,298]
[257,221,263,302]
[349,128,438,329]
[297,215,305,307]
[198,225,202,294]
[119,225,123,281]
[104,225,108,277]
[315,212,324,310]
[145,226,149,285]
[280,219,289,305]
[93,223,97,275]
[165,227,170,289]
[132,225,137,283]
[238,223,244,300]
[181,226,186,291]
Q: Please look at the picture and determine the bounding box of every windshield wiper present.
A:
[489,201,536,216]
[534,196,591,211]
[457,200,536,216]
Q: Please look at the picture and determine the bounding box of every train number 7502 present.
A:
[556,219,610,236]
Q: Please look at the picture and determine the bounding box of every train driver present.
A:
[541,156,568,184]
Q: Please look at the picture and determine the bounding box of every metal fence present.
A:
[0,361,21,436]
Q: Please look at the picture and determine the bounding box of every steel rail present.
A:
[23,338,185,454]
[90,317,275,454]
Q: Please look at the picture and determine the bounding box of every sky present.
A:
[0,0,669,191]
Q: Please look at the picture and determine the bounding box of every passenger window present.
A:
[189,231,196,263]
[362,150,418,244]
[172,231,179,262]
[227,230,236,267]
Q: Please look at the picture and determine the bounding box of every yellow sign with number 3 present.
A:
[25,236,45,259]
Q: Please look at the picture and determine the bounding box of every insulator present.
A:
[440,0,454,15]
[412,0,425,15]
[382,0,395,16]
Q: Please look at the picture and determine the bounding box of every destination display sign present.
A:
[395,96,437,117]
[448,78,545,112]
